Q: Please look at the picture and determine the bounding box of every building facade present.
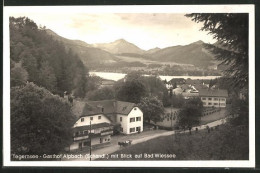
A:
[116,107,143,134]
[70,100,143,151]
[199,89,228,108]
[70,122,114,151]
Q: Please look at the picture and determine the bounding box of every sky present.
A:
[9,11,217,50]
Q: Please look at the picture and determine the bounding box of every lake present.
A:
[89,72,221,81]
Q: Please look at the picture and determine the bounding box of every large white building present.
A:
[70,100,143,151]
[199,89,228,108]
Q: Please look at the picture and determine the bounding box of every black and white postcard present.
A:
[3,5,255,167]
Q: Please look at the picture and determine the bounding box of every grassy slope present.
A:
[99,124,248,160]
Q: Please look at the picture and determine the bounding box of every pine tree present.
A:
[185,13,248,90]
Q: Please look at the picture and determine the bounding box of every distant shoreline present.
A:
[89,71,222,81]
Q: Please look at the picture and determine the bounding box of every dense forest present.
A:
[10,17,90,157]
[10,17,88,97]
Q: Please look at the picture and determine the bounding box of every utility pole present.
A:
[171,105,173,130]
[169,88,173,130]
[89,120,92,161]
[218,88,220,115]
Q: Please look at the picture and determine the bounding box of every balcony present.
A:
[73,130,113,141]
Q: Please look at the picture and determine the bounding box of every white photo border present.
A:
[3,4,255,167]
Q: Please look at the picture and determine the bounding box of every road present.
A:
[61,117,227,161]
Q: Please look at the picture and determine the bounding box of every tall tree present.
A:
[177,98,203,129]
[38,61,57,92]
[115,79,147,103]
[138,96,164,123]
[185,13,248,90]
[171,94,185,108]
[87,87,115,101]
[11,83,75,157]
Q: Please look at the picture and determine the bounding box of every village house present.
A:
[199,89,228,107]
[70,100,143,151]
[182,91,199,99]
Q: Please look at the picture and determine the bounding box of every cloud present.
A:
[8,12,216,50]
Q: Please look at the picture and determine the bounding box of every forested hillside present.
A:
[10,17,87,97]
[46,29,119,67]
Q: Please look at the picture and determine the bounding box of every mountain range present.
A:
[46,29,119,66]
[147,40,215,67]
[93,39,145,55]
[46,29,216,68]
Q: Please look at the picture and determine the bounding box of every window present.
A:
[120,127,123,132]
[130,128,135,133]
[81,118,84,122]
[208,98,212,100]
[136,117,141,121]
[221,98,226,101]
[130,118,135,123]
[134,107,137,110]
[214,103,218,105]
[202,97,206,100]
[136,126,141,132]
[214,98,218,101]
[98,116,101,120]
[120,117,122,122]
[90,117,93,121]
[208,103,212,105]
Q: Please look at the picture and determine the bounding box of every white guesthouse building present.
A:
[199,89,228,108]
[70,100,143,150]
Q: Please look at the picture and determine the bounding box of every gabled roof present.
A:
[80,100,137,117]
[73,122,113,132]
[199,89,228,97]
[82,100,116,116]
[116,101,136,115]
